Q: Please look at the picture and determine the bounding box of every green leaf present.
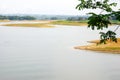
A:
[87,14,111,30]
[99,31,117,44]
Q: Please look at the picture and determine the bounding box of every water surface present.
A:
[0,25,120,80]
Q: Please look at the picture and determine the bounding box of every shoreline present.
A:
[0,20,54,28]
[0,20,118,27]
[75,38,120,54]
[0,20,88,27]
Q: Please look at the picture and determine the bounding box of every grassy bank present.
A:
[111,20,120,25]
[2,20,120,28]
[51,20,88,26]
[51,20,120,26]
[2,20,88,28]
[75,38,120,54]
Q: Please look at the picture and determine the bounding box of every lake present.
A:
[0,25,120,80]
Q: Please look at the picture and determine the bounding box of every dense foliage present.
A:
[76,0,120,44]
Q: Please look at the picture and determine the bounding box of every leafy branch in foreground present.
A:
[76,0,120,44]
[99,30,117,44]
[88,13,111,30]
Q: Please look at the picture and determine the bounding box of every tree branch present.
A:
[114,25,120,32]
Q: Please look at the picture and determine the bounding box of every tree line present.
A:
[0,14,118,21]
[0,15,36,20]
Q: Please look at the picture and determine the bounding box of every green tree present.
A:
[76,0,120,44]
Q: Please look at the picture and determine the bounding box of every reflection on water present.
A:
[0,25,120,80]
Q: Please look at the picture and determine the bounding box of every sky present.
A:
[0,0,119,15]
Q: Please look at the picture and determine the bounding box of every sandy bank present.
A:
[75,38,120,54]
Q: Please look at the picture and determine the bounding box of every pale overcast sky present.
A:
[0,0,119,15]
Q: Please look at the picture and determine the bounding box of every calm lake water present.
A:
[0,25,120,80]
